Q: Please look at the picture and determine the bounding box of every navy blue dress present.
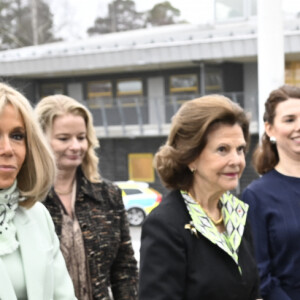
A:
[242,169,300,300]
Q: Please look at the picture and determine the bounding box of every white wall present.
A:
[67,82,83,102]
[147,77,165,124]
[244,62,258,133]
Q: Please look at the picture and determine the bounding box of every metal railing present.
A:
[82,92,258,138]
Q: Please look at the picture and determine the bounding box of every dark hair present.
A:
[253,85,300,174]
[154,95,249,191]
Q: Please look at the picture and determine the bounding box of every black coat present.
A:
[139,190,260,300]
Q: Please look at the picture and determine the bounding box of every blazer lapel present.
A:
[14,207,45,300]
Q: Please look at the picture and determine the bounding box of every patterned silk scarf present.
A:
[181,191,248,269]
[0,181,24,256]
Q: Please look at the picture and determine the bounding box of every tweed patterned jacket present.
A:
[43,167,138,300]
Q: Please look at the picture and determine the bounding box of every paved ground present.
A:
[129,226,141,263]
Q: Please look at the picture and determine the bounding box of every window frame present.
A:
[169,73,199,104]
[116,78,144,107]
[86,80,113,108]
[40,83,64,98]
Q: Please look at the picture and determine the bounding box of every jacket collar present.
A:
[75,167,102,202]
[47,166,104,208]
[182,191,248,267]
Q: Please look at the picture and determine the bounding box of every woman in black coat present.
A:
[139,95,260,300]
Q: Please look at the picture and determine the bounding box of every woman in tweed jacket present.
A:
[35,95,138,300]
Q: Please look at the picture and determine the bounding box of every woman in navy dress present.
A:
[242,85,300,300]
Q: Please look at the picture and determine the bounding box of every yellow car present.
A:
[115,181,162,226]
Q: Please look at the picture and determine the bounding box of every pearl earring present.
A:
[270,136,277,144]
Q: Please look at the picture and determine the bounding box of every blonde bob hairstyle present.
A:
[35,94,101,183]
[0,82,56,208]
[154,95,249,191]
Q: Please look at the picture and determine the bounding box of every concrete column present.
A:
[67,83,83,102]
[257,0,284,138]
[147,77,165,124]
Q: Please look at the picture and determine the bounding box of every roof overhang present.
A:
[0,35,258,78]
[0,21,300,78]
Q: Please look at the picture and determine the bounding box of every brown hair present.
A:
[154,95,249,191]
[253,85,300,175]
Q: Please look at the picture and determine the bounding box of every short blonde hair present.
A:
[35,94,101,182]
[154,95,249,191]
[0,82,56,208]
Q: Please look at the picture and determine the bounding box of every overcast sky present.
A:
[49,0,300,40]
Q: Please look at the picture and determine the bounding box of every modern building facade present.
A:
[1,9,300,195]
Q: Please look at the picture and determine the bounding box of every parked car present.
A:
[115,181,162,226]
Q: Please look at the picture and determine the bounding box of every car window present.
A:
[123,188,143,195]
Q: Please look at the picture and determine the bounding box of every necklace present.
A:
[188,192,223,226]
[55,179,75,196]
[54,188,72,196]
[201,208,223,225]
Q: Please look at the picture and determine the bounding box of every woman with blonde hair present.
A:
[35,94,138,300]
[139,95,260,300]
[0,82,76,299]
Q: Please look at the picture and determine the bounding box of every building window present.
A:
[128,153,154,182]
[250,0,257,17]
[170,74,198,93]
[87,81,113,108]
[117,79,143,107]
[205,67,223,93]
[169,74,198,104]
[285,62,300,87]
[215,0,256,22]
[40,83,64,98]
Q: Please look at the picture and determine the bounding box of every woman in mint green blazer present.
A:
[0,82,76,300]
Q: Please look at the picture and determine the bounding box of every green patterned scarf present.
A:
[181,191,248,269]
[0,181,24,256]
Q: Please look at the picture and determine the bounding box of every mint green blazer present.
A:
[0,202,77,300]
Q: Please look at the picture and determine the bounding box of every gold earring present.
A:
[190,168,196,173]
